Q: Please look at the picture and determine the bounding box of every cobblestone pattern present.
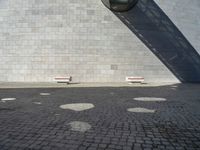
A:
[0,0,179,82]
[0,84,200,149]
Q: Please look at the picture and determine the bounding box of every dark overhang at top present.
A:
[101,0,139,12]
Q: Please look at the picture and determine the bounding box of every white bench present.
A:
[54,76,72,84]
[126,76,144,83]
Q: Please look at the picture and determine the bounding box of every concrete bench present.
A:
[126,76,144,83]
[54,76,72,84]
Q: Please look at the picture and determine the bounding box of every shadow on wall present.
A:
[113,0,200,83]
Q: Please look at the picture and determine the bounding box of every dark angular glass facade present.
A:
[101,0,138,12]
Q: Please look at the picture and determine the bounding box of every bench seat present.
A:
[126,76,144,83]
[54,76,72,84]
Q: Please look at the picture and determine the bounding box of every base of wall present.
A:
[0,81,181,89]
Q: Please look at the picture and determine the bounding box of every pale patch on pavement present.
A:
[33,102,42,105]
[171,85,178,88]
[68,121,91,132]
[133,97,166,102]
[1,98,16,102]
[110,92,115,95]
[40,93,51,96]
[127,107,156,113]
[60,103,94,111]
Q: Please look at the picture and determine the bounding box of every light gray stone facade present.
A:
[0,0,199,82]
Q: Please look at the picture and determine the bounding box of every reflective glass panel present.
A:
[102,0,138,12]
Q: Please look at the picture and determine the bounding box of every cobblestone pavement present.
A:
[0,83,200,150]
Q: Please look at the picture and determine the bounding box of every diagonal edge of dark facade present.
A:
[112,0,200,83]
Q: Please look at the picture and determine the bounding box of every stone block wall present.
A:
[0,0,198,82]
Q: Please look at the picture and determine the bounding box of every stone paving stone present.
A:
[0,85,200,149]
